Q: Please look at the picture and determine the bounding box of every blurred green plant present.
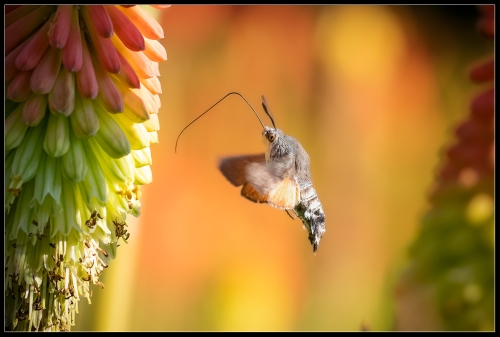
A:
[394,5,494,331]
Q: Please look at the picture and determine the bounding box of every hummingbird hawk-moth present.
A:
[176,92,326,252]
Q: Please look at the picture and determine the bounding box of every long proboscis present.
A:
[175,92,267,153]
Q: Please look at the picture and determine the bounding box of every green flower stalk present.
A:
[395,5,494,331]
[4,5,168,331]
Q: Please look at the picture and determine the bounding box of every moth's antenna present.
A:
[261,95,276,129]
[175,92,266,153]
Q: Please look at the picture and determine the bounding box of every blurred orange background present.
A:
[74,5,492,331]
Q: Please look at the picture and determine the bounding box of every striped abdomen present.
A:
[294,182,326,252]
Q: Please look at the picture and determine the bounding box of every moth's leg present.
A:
[285,209,295,220]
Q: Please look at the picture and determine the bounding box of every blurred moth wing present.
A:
[245,161,300,209]
[217,154,268,204]
[266,177,300,209]
[219,154,301,209]
[218,154,265,187]
[240,182,268,203]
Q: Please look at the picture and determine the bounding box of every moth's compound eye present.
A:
[267,133,276,143]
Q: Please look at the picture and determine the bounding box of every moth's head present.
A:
[262,126,283,145]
